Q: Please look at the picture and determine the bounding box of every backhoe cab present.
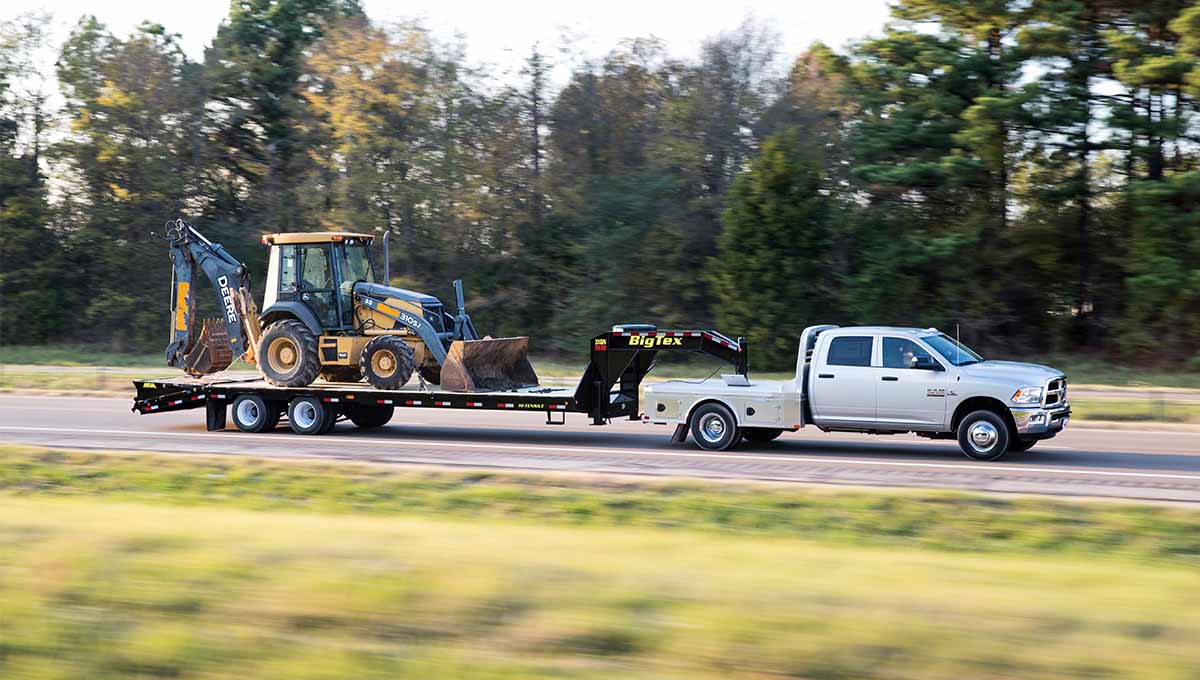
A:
[165,219,537,392]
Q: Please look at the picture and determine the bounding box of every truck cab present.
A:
[644,324,1070,460]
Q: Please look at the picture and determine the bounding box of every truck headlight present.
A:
[1011,387,1043,405]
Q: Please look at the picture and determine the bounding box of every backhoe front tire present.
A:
[361,336,415,390]
[259,320,321,387]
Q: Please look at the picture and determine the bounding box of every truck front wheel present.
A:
[957,410,1011,461]
[690,403,740,451]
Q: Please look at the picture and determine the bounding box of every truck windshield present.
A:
[923,334,984,366]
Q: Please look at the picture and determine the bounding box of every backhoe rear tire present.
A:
[361,336,415,390]
[258,319,321,387]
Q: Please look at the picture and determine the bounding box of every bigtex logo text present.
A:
[627,335,684,347]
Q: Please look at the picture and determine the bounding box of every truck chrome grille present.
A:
[1044,378,1066,406]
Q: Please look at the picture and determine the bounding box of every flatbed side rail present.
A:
[573,329,748,425]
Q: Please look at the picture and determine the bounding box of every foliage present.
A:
[1,1,1199,367]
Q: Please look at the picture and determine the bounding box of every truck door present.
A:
[810,335,877,426]
[875,336,948,428]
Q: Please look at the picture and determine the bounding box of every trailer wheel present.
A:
[288,396,331,435]
[231,394,279,433]
[957,410,1011,461]
[349,405,394,429]
[690,402,740,451]
[361,336,415,390]
[742,427,783,443]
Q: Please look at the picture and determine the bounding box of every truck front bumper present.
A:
[1011,404,1071,438]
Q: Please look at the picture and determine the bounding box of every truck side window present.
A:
[827,336,873,367]
[883,337,934,369]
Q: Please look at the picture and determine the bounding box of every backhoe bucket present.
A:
[181,318,234,376]
[439,337,539,392]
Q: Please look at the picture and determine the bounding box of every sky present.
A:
[6,0,894,82]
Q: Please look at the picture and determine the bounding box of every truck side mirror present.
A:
[912,355,942,371]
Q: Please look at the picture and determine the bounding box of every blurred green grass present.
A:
[1,445,1199,679]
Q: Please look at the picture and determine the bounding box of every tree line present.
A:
[1,0,1198,369]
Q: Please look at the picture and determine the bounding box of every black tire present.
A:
[689,402,740,451]
[742,427,784,443]
[361,336,415,390]
[349,405,394,429]
[258,319,321,387]
[1009,438,1038,453]
[319,405,340,434]
[320,366,362,383]
[957,410,1011,461]
[418,365,441,386]
[230,394,279,433]
[287,396,329,435]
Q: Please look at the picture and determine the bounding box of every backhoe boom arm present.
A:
[165,220,261,375]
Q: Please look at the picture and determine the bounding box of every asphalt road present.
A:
[2,394,1199,502]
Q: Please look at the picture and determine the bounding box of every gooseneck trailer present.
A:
[134,327,748,435]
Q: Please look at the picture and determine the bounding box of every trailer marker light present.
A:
[345,394,355,400]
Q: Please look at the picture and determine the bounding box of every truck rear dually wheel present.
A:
[742,427,784,443]
[957,410,1011,461]
[690,403,740,451]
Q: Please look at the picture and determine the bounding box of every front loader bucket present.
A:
[181,318,234,376]
[439,337,539,392]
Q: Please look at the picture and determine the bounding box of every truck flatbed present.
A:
[133,329,748,433]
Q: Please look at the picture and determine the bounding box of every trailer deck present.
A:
[133,328,748,433]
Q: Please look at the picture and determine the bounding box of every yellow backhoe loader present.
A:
[164,219,537,392]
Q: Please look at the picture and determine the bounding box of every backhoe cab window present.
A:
[341,242,375,285]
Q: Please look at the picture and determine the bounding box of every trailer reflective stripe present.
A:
[213,394,226,399]
[468,402,483,407]
[435,401,452,406]
[685,332,701,337]
[377,399,393,405]
[405,400,423,406]
[500,403,515,408]
[322,398,339,403]
[552,404,567,410]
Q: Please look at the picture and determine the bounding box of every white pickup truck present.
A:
[644,325,1070,460]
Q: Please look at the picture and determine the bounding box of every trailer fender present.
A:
[261,302,323,337]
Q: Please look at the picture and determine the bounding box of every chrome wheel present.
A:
[292,401,319,430]
[235,399,260,426]
[968,420,999,453]
[699,413,727,444]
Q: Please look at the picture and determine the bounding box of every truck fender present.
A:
[684,398,743,427]
[261,302,323,337]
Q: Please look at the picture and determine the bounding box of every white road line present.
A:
[2,425,1199,482]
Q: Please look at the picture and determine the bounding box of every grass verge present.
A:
[1,445,1199,679]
